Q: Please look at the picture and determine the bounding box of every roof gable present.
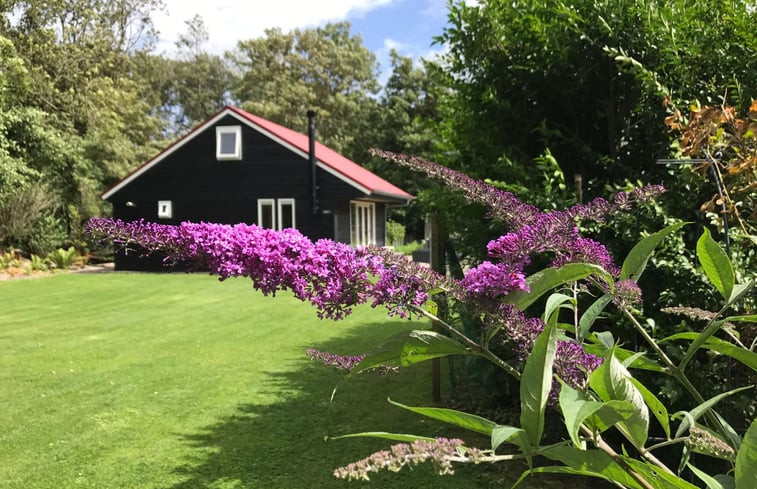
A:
[102,106,412,202]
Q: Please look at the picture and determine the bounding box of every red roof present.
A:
[102,106,412,202]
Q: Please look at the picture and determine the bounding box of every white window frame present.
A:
[258,198,296,230]
[216,125,242,160]
[257,198,275,229]
[157,200,172,219]
[350,201,375,246]
[277,198,296,230]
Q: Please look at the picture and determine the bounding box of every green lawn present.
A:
[1,272,542,489]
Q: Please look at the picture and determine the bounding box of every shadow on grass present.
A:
[166,320,613,489]
[166,322,528,489]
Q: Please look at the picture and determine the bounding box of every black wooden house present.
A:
[102,106,412,270]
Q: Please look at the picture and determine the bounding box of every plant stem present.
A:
[643,437,688,454]
[621,308,676,368]
[581,426,658,489]
[410,305,521,379]
[621,308,729,440]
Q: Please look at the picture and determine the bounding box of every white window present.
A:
[216,125,242,160]
[157,200,172,219]
[277,198,296,230]
[350,201,375,246]
[258,198,296,230]
[257,199,275,229]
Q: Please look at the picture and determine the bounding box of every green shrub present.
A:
[47,246,77,270]
[395,240,424,256]
[27,215,67,256]
[386,220,406,248]
[30,254,49,271]
[0,251,16,269]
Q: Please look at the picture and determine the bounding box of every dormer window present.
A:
[216,125,242,160]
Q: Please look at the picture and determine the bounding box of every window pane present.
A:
[219,132,237,155]
[261,204,274,229]
[349,202,378,246]
[280,203,293,229]
[350,203,357,244]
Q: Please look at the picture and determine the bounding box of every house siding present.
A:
[106,114,395,270]
[108,115,367,239]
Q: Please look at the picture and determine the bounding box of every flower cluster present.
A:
[686,427,736,460]
[460,261,528,298]
[305,348,397,375]
[371,149,664,278]
[305,348,365,371]
[333,437,465,480]
[88,219,427,320]
[484,304,603,398]
[86,217,186,260]
[612,280,643,309]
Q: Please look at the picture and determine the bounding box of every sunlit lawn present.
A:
[1,272,560,489]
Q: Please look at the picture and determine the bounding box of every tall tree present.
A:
[3,0,166,201]
[435,0,757,192]
[0,34,90,251]
[229,22,379,156]
[166,15,234,131]
[429,0,757,310]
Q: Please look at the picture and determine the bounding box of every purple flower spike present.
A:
[461,261,528,298]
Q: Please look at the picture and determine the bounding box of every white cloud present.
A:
[153,0,396,55]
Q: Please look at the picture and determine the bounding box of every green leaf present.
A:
[512,466,644,489]
[672,385,753,438]
[559,385,601,448]
[584,342,666,373]
[688,463,727,489]
[520,321,558,448]
[587,400,638,433]
[628,377,670,439]
[662,333,757,372]
[697,227,735,301]
[543,293,575,326]
[353,330,471,372]
[539,446,647,489]
[332,330,473,400]
[505,263,614,310]
[622,352,649,368]
[623,457,701,489]
[723,314,757,324]
[387,398,497,436]
[578,294,613,340]
[715,412,744,453]
[425,299,438,317]
[735,418,757,489]
[620,222,688,281]
[558,384,635,448]
[331,432,436,443]
[715,474,736,489]
[589,350,649,449]
[590,330,616,349]
[727,282,755,307]
[491,425,529,452]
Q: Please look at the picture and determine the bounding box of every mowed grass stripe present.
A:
[1,272,528,489]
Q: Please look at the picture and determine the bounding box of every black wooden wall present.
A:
[108,115,389,270]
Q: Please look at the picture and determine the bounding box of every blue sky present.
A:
[153,0,455,82]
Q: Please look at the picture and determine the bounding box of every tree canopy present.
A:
[230,22,379,155]
[435,0,757,192]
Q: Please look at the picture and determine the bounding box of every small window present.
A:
[350,201,375,246]
[278,199,295,229]
[258,199,275,229]
[216,126,242,160]
[158,200,172,219]
[258,198,296,230]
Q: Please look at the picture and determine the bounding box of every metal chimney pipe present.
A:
[307,110,319,215]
